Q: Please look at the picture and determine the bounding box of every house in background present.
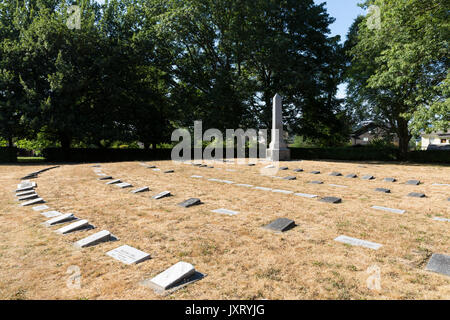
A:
[420,131,450,150]
[350,122,398,146]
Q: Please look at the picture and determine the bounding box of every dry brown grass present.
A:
[0,159,449,300]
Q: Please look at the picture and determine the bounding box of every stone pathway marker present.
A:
[116,182,132,188]
[362,175,375,180]
[74,230,116,248]
[294,192,318,198]
[383,177,396,182]
[345,173,357,178]
[375,188,391,193]
[263,218,296,232]
[283,176,296,180]
[425,254,450,277]
[106,245,151,265]
[211,208,239,216]
[131,187,149,194]
[152,191,171,199]
[178,198,202,208]
[41,211,62,218]
[106,179,121,185]
[320,197,342,204]
[334,235,382,250]
[143,261,196,292]
[408,192,426,198]
[21,198,45,207]
[44,213,77,226]
[406,180,420,185]
[56,219,92,235]
[371,205,405,214]
[32,204,49,211]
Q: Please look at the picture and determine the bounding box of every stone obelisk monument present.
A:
[266,93,290,161]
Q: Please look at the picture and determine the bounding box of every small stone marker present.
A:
[279,167,288,170]
[143,261,196,292]
[211,208,239,216]
[253,186,272,191]
[263,218,295,232]
[371,206,405,214]
[41,211,62,218]
[319,197,342,204]
[294,192,318,198]
[97,173,107,176]
[18,193,39,201]
[432,183,450,186]
[406,180,420,185]
[310,171,320,174]
[425,254,450,277]
[17,181,36,189]
[106,245,150,265]
[74,230,116,248]
[235,184,253,188]
[131,187,149,194]
[56,219,92,235]
[383,177,396,182]
[191,175,203,178]
[164,170,174,173]
[247,163,256,166]
[147,165,157,168]
[375,188,391,193]
[178,198,202,208]
[220,180,234,184]
[272,189,294,194]
[116,182,132,188]
[309,181,323,184]
[16,186,34,193]
[16,190,36,197]
[329,172,342,176]
[345,173,357,178]
[283,176,296,180]
[329,184,348,188]
[361,175,375,180]
[152,168,161,171]
[225,169,237,172]
[293,168,303,172]
[433,217,450,222]
[199,164,207,168]
[152,191,171,199]
[44,213,76,226]
[32,204,49,211]
[106,179,121,185]
[264,164,275,169]
[98,176,113,180]
[21,198,45,206]
[208,178,222,182]
[334,235,382,250]
[408,192,426,198]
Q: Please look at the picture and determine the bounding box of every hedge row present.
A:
[0,147,17,163]
[41,146,449,164]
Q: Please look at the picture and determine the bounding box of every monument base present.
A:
[266,148,291,161]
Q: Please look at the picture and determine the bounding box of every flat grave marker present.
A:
[432,183,450,186]
[334,235,382,250]
[433,217,450,222]
[293,168,304,172]
[310,171,320,174]
[16,186,34,193]
[106,245,150,265]
[294,192,318,198]
[220,180,234,184]
[309,181,323,184]
[56,219,93,235]
[329,184,348,188]
[279,167,289,171]
[98,176,113,181]
[41,211,62,218]
[362,175,375,180]
[178,198,202,208]
[131,187,149,194]
[32,204,49,211]
[75,230,117,248]
[283,176,296,180]
[164,170,174,173]
[211,208,239,216]
[272,189,294,194]
[263,218,295,233]
[425,254,450,277]
[345,173,357,178]
[141,261,198,293]
[106,179,121,185]
[44,213,77,226]
[371,205,405,214]
[329,172,342,176]
[21,198,45,207]
[152,191,171,200]
[408,192,426,198]
[383,177,396,182]
[320,197,342,204]
[191,175,203,178]
[406,180,420,185]
[235,184,253,188]
[18,193,39,201]
[116,182,132,188]
[253,186,272,191]
[375,188,391,193]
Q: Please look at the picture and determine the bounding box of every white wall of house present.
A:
[421,135,450,150]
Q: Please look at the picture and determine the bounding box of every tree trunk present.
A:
[7,135,13,148]
[143,142,149,150]
[60,134,72,150]
[396,119,411,161]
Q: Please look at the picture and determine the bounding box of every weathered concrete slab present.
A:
[406,180,420,185]
[408,192,426,198]
[425,254,450,277]
[263,218,295,232]
[178,198,202,208]
[334,235,382,250]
